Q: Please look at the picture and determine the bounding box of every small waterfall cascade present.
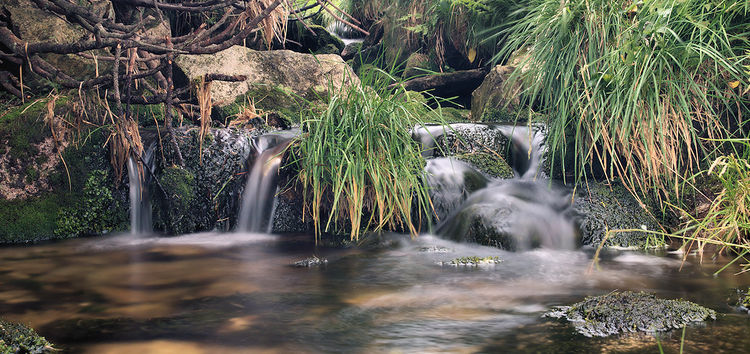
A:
[237,132,295,233]
[127,143,156,235]
[420,123,575,250]
[326,21,365,45]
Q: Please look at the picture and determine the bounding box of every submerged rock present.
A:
[0,319,55,353]
[573,182,661,248]
[292,256,328,267]
[545,291,716,337]
[441,256,503,266]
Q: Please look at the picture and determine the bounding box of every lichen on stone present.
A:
[442,256,503,266]
[455,152,514,179]
[0,319,55,353]
[545,291,716,337]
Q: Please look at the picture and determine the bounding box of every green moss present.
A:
[287,23,345,53]
[55,169,128,238]
[212,84,304,124]
[455,152,514,179]
[0,99,52,161]
[545,291,716,337]
[0,319,54,353]
[0,195,62,243]
[158,166,197,234]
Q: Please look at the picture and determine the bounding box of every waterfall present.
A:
[420,123,575,250]
[127,144,155,235]
[237,133,295,233]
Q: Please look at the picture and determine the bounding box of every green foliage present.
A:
[673,139,750,273]
[0,319,54,353]
[291,67,443,240]
[56,169,127,237]
[497,0,750,201]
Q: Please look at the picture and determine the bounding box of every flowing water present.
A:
[1,233,749,353]
[237,132,296,233]
[3,124,749,352]
[127,144,156,235]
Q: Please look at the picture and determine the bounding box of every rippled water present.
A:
[1,233,749,353]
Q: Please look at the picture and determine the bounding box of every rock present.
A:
[402,53,435,79]
[292,256,328,267]
[454,152,514,179]
[736,287,750,314]
[2,0,113,85]
[441,256,503,266]
[285,23,345,54]
[174,46,359,107]
[545,291,716,337]
[341,42,362,61]
[573,182,661,248]
[470,65,522,121]
[0,318,55,353]
[153,128,257,234]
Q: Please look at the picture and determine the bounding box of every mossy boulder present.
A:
[1,0,112,88]
[174,46,359,109]
[156,167,197,235]
[573,182,661,248]
[455,152,514,179]
[285,23,345,54]
[0,98,127,243]
[402,53,436,79]
[0,319,55,353]
[470,65,521,121]
[341,42,363,61]
[545,291,716,337]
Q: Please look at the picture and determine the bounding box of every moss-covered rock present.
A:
[0,97,127,243]
[441,256,503,266]
[470,64,521,121]
[573,182,662,248]
[0,319,55,353]
[455,152,514,179]
[402,53,436,79]
[154,128,256,234]
[341,42,363,61]
[285,23,345,54]
[545,291,716,337]
[55,170,128,238]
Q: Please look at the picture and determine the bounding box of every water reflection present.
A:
[0,233,749,353]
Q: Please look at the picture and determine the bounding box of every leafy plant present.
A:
[290,66,442,240]
[495,0,750,203]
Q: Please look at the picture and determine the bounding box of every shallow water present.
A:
[1,233,749,353]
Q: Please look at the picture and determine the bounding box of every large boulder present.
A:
[2,0,113,85]
[470,65,522,121]
[174,46,359,108]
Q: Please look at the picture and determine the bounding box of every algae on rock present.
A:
[0,319,55,353]
[545,291,716,337]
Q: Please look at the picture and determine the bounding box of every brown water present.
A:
[1,233,749,353]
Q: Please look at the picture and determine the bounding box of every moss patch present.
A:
[545,291,716,337]
[157,166,197,235]
[0,319,55,353]
[55,169,128,238]
[212,84,305,125]
[455,152,514,179]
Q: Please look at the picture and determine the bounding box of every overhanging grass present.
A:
[496,0,750,203]
[290,67,442,241]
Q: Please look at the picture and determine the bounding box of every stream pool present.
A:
[1,233,749,353]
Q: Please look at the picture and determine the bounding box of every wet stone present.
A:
[545,291,716,337]
[0,319,55,353]
[440,256,503,267]
[292,256,328,268]
[418,246,452,253]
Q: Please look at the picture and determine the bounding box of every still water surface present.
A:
[1,233,749,353]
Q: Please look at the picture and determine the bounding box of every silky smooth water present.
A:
[1,233,749,353]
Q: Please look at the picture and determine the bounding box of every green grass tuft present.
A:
[290,66,443,240]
